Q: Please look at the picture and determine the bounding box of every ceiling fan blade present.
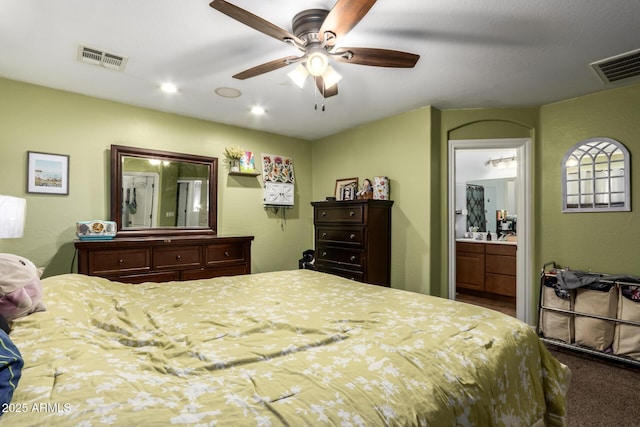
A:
[315,77,339,98]
[333,47,419,68]
[232,56,300,80]
[319,0,377,43]
[210,0,304,46]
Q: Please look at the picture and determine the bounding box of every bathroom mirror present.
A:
[465,178,516,233]
[110,145,218,236]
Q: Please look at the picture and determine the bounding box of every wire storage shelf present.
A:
[538,261,640,368]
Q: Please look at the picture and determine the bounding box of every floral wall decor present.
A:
[261,153,294,206]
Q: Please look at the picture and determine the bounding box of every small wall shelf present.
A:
[229,171,260,177]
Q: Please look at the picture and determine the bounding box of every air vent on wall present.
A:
[590,48,640,85]
[77,45,128,72]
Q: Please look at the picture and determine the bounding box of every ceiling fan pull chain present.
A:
[314,76,319,110]
[314,87,318,110]
[319,76,326,112]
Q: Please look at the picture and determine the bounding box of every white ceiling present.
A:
[1,0,639,140]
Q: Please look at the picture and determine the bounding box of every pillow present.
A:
[0,328,23,409]
[0,253,46,321]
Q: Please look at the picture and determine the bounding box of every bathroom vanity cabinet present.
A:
[456,240,516,298]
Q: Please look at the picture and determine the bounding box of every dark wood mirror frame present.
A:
[110,144,218,237]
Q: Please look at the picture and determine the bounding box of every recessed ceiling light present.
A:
[160,83,178,94]
[215,87,242,98]
[251,106,266,115]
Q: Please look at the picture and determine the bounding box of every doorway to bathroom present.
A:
[448,138,533,324]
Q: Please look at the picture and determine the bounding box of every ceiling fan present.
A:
[209,0,420,98]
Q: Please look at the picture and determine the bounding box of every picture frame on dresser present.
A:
[26,151,69,195]
[334,177,358,201]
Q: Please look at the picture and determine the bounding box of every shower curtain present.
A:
[466,184,486,232]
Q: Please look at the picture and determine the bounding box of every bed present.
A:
[2,270,569,426]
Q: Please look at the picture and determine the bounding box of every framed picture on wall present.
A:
[335,177,358,201]
[27,151,70,195]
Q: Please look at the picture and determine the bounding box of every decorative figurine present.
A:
[356,178,373,199]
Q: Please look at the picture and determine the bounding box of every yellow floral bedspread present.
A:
[3,270,569,426]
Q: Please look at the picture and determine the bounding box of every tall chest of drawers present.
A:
[75,235,253,284]
[312,199,393,286]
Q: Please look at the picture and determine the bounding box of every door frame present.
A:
[447,138,533,324]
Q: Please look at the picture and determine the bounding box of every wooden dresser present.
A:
[312,199,393,286]
[75,235,253,284]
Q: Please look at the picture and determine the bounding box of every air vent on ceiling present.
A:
[590,48,640,85]
[77,45,128,72]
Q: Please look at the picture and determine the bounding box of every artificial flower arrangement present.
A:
[224,145,245,172]
[224,145,245,160]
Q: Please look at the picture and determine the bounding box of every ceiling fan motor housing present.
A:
[292,9,329,45]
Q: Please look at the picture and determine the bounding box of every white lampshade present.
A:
[0,195,26,238]
[322,65,342,89]
[287,63,309,88]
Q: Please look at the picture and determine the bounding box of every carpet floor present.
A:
[547,345,640,426]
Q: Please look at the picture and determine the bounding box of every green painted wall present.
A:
[312,107,439,294]
[2,75,639,302]
[539,84,640,274]
[0,78,313,277]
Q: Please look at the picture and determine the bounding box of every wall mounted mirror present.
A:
[111,145,218,236]
[465,178,517,233]
[562,137,630,212]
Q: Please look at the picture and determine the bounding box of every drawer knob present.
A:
[176,255,182,261]
[349,211,355,217]
[349,234,355,240]
[322,232,327,237]
[224,251,230,257]
[350,256,356,262]
[118,258,124,265]
[322,251,327,257]
[321,211,327,216]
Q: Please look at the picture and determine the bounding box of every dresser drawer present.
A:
[316,227,364,246]
[113,271,179,284]
[88,248,150,275]
[153,246,202,270]
[315,205,364,224]
[316,245,363,267]
[205,243,245,266]
[182,265,248,281]
[316,264,364,282]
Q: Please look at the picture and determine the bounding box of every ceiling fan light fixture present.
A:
[288,63,309,88]
[306,51,329,76]
[322,65,342,89]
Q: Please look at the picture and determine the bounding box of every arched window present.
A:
[562,137,630,212]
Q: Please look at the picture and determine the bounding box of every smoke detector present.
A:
[77,45,128,72]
